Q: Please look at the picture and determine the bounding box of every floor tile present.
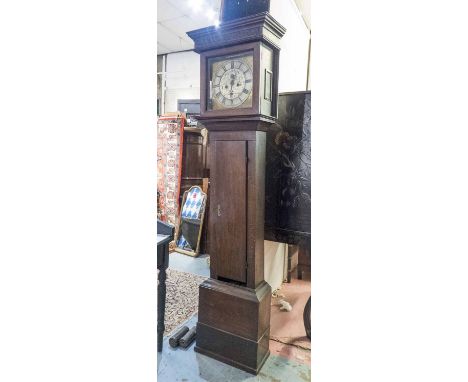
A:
[169,251,210,278]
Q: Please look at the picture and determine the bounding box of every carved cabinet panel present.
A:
[265,91,311,244]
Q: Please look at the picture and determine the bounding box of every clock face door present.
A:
[207,52,254,111]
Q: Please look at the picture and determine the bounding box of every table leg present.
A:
[157,264,167,352]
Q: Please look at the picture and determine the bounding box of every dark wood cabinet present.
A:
[180,127,207,201]
[180,126,209,254]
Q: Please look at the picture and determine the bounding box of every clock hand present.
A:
[230,80,234,98]
[227,71,238,98]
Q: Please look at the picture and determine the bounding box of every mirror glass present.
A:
[175,186,207,256]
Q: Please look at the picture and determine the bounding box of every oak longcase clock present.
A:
[187,5,285,375]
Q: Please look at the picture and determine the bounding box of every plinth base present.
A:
[195,278,271,375]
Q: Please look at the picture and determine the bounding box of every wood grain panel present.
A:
[195,323,270,375]
[212,140,247,283]
[181,133,205,179]
[197,279,271,340]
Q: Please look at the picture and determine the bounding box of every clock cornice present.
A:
[187,12,286,53]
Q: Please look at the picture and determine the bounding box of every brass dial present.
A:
[209,54,253,110]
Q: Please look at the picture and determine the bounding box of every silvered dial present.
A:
[212,59,253,108]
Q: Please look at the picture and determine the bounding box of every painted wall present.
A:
[264,240,288,291]
[270,0,310,92]
[162,51,200,113]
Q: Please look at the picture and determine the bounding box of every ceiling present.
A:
[293,0,310,31]
[157,0,310,55]
[157,0,222,54]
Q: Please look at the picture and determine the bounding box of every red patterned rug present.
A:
[157,116,184,227]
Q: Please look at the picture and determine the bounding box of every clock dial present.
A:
[208,53,253,111]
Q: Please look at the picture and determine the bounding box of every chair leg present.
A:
[157,267,167,352]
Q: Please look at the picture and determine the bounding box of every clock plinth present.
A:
[187,8,285,375]
[195,279,271,374]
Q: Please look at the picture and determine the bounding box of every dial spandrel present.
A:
[208,53,254,111]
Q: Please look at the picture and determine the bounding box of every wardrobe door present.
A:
[211,140,247,283]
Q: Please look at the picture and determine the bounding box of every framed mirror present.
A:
[174,186,207,257]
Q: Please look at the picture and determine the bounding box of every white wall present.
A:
[270,0,310,92]
[163,51,200,113]
[264,240,287,291]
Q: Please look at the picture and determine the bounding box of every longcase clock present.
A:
[187,2,285,375]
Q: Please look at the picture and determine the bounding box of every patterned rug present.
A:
[162,269,207,336]
[157,116,184,227]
